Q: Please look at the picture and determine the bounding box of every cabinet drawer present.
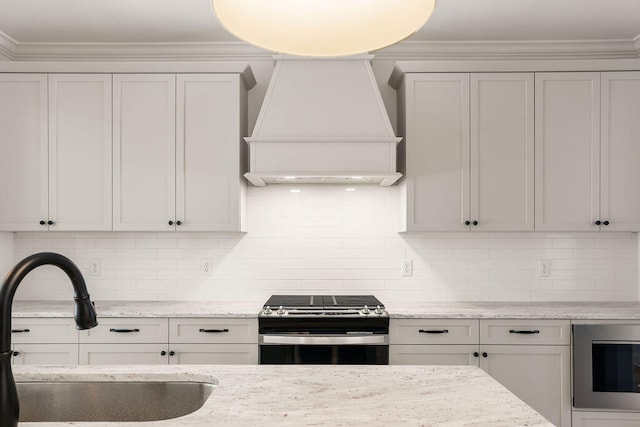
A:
[79,318,169,343]
[11,318,78,344]
[480,319,570,345]
[170,343,258,364]
[390,319,479,345]
[169,318,258,344]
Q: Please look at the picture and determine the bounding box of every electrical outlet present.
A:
[538,260,550,278]
[89,260,101,276]
[401,259,413,277]
[201,259,213,276]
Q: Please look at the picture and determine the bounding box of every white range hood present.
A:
[244,56,402,187]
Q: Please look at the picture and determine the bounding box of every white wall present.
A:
[0,232,13,280]
[12,186,638,303]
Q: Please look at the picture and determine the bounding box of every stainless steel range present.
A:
[258,295,389,364]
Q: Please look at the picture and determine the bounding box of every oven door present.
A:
[259,334,389,364]
[573,324,640,410]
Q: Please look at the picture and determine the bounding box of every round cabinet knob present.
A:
[482,352,488,358]
[603,221,610,226]
[161,351,167,356]
[362,305,371,315]
[39,220,46,225]
[472,221,478,226]
[12,351,19,357]
[277,306,286,316]
[168,220,174,226]
[595,220,602,225]
[47,220,54,225]
[464,221,471,226]
[473,352,479,358]
[176,221,182,226]
[169,351,175,356]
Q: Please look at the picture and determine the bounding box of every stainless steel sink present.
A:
[16,381,215,422]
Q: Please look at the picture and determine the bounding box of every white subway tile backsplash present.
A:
[10,185,638,302]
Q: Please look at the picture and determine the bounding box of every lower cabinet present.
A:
[79,343,168,365]
[572,411,640,427]
[12,343,78,365]
[390,318,571,427]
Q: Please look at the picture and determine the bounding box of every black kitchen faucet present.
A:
[0,252,98,427]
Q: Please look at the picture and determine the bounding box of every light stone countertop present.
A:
[14,364,553,427]
[11,300,640,319]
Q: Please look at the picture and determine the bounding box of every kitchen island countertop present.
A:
[15,364,553,427]
[11,300,640,319]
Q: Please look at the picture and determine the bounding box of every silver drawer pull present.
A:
[199,328,229,333]
[509,329,540,335]
[109,328,140,333]
[418,329,449,334]
[11,329,30,333]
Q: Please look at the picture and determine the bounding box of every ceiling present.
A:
[1,0,639,60]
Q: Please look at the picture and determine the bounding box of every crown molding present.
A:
[0,37,639,62]
[0,31,17,60]
[374,39,640,61]
[9,41,273,61]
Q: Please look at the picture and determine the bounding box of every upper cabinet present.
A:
[535,72,640,231]
[398,73,534,232]
[0,74,112,231]
[113,73,248,232]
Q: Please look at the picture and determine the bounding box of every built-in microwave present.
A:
[573,324,640,410]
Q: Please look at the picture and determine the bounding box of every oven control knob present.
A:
[262,306,273,316]
[277,306,286,316]
[375,305,384,315]
[362,305,371,315]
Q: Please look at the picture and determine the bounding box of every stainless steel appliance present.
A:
[258,295,389,364]
[573,324,640,410]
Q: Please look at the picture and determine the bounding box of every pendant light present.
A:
[211,0,437,57]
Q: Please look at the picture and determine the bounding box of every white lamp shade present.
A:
[212,0,437,57]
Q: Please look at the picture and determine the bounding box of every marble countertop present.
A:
[11,300,640,319]
[15,364,552,427]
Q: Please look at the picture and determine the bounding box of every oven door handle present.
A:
[260,334,388,345]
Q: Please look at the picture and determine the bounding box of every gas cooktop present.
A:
[260,295,387,317]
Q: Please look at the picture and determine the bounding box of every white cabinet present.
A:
[113,74,176,231]
[11,317,79,365]
[398,73,534,231]
[79,318,169,365]
[0,74,48,231]
[0,74,112,231]
[169,318,258,364]
[536,71,640,231]
[599,72,640,231]
[48,74,112,231]
[113,73,248,232]
[390,318,571,427]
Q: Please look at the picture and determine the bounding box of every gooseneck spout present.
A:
[0,252,98,427]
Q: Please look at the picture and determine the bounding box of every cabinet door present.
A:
[169,318,258,344]
[0,74,48,231]
[79,343,168,365]
[48,74,112,231]
[535,72,601,231]
[573,411,640,427]
[402,74,470,231]
[176,74,246,231]
[12,343,78,365]
[113,74,176,231]
[79,318,169,344]
[480,344,571,427]
[471,73,534,231]
[600,72,640,231]
[390,344,479,365]
[169,343,258,364]
[11,318,78,344]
